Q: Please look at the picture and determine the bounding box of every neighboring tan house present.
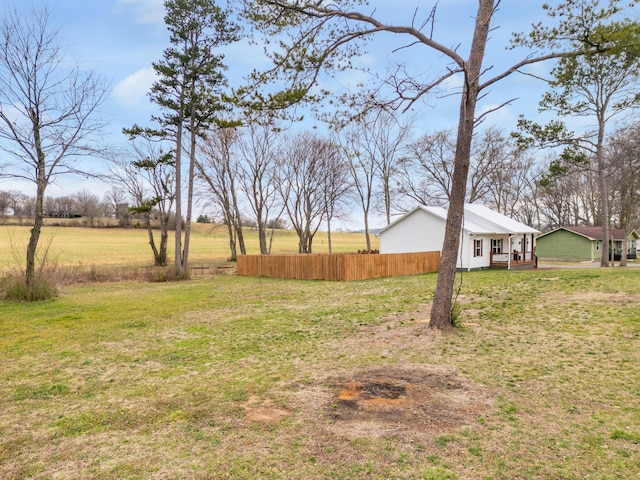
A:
[535,226,639,261]
[377,204,540,271]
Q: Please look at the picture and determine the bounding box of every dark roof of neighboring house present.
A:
[539,226,638,241]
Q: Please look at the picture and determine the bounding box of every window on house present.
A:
[491,239,502,253]
[474,239,483,257]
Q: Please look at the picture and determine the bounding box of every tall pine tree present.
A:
[149,0,239,276]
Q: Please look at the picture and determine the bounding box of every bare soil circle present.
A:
[325,366,491,434]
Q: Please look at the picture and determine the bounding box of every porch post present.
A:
[532,234,535,262]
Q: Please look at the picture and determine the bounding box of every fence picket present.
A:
[237,252,440,281]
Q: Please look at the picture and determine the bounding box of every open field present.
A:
[0,224,376,272]
[1,266,639,479]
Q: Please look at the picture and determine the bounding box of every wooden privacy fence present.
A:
[236,251,440,281]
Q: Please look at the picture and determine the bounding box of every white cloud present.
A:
[117,0,165,25]
[112,68,157,107]
[441,73,464,93]
[354,53,377,68]
[477,103,517,128]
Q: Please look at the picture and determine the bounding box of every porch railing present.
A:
[490,251,536,268]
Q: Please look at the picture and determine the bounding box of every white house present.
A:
[377,204,541,270]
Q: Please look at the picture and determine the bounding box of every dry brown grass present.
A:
[0,223,376,285]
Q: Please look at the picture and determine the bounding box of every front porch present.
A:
[490,251,537,269]
[612,239,637,261]
[488,232,537,270]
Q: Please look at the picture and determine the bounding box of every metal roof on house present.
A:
[378,204,540,236]
[463,204,540,234]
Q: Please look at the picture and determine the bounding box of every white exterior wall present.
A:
[464,234,492,270]
[379,204,539,271]
[459,232,471,270]
[379,209,492,270]
[378,209,446,254]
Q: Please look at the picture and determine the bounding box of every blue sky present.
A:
[43,0,564,142]
[2,0,638,225]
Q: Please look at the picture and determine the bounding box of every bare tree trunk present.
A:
[234,221,246,255]
[430,0,492,329]
[181,123,197,277]
[144,212,162,266]
[159,216,169,266]
[259,224,268,254]
[26,163,45,293]
[597,118,611,268]
[363,212,372,251]
[174,121,184,274]
[226,219,237,261]
[231,185,246,255]
[383,173,392,226]
[306,228,313,253]
[620,233,628,267]
[25,117,47,295]
[257,212,268,254]
[268,223,277,254]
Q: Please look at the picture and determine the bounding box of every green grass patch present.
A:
[1,267,639,478]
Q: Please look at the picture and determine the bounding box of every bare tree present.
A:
[54,196,76,218]
[0,190,10,223]
[0,6,107,298]
[110,139,176,266]
[398,127,520,208]
[608,122,640,266]
[535,162,602,230]
[514,166,546,231]
[344,110,413,225]
[336,125,378,251]
[237,121,283,254]
[196,127,246,261]
[74,189,102,227]
[468,127,509,204]
[7,190,27,224]
[494,151,541,224]
[103,187,128,219]
[20,196,36,221]
[398,129,456,207]
[277,132,332,253]
[477,128,540,219]
[319,141,352,253]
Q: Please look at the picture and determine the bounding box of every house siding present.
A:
[536,229,594,261]
[466,234,492,270]
[378,209,446,254]
[378,204,539,271]
[378,210,492,270]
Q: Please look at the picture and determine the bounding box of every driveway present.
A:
[537,260,640,269]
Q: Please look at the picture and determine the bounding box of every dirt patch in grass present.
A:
[562,291,640,303]
[242,395,291,423]
[322,366,490,437]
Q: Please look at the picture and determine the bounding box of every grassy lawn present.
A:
[1,266,639,478]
